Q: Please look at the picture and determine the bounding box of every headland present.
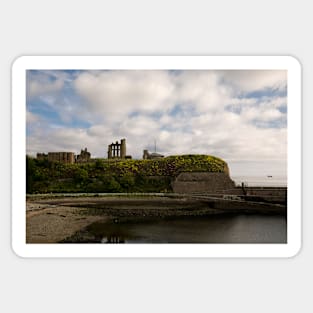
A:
[26,148,287,243]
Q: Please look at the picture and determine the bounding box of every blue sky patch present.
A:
[243,86,287,99]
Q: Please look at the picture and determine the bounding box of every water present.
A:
[71,214,287,244]
[231,176,287,187]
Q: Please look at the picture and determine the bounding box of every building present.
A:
[143,149,164,160]
[108,138,127,159]
[76,148,91,163]
[36,153,48,161]
[37,148,91,164]
[48,152,75,164]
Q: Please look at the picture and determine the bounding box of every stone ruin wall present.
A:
[108,138,126,159]
[47,152,75,164]
[76,148,91,163]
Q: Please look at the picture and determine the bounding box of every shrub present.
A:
[26,154,228,193]
[73,168,89,183]
[119,173,136,191]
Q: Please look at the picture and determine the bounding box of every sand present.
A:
[26,196,217,243]
[26,194,285,243]
[26,202,106,243]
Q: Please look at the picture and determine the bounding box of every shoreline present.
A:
[26,194,286,243]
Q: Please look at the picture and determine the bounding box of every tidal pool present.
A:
[62,214,287,244]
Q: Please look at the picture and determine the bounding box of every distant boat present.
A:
[267,175,273,178]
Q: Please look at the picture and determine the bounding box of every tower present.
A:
[121,138,126,158]
[107,138,126,159]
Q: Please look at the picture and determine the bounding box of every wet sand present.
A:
[26,196,217,243]
[26,195,285,243]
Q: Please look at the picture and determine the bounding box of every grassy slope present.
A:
[27,154,229,194]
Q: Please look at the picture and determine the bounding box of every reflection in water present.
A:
[82,214,287,244]
[101,236,125,243]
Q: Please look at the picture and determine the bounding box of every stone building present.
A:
[37,149,89,164]
[47,152,75,164]
[76,148,91,163]
[108,138,127,159]
[143,149,164,160]
[36,153,48,161]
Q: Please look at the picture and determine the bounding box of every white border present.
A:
[12,56,301,258]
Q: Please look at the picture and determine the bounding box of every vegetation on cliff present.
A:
[26,154,229,194]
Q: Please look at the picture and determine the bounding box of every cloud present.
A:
[173,71,230,113]
[241,106,283,122]
[26,69,288,176]
[74,70,175,122]
[26,70,69,99]
[219,70,287,94]
[27,70,87,125]
[26,110,39,124]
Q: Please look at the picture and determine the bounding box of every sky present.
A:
[26,69,287,178]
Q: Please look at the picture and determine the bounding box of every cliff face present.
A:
[172,172,235,194]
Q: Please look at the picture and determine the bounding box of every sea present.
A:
[230,175,287,187]
[69,214,287,244]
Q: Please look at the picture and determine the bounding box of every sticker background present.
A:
[1,1,310,313]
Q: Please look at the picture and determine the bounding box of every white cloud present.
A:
[27,69,288,176]
[241,106,284,122]
[173,71,230,112]
[219,70,287,94]
[74,70,175,122]
[26,110,39,124]
[27,71,67,99]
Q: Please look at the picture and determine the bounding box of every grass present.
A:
[26,154,229,194]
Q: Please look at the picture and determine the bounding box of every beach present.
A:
[26,194,286,243]
[26,195,219,243]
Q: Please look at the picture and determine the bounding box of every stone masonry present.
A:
[172,172,235,194]
[47,152,75,164]
[76,148,91,163]
[108,138,126,159]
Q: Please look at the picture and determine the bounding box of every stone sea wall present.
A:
[172,172,235,194]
